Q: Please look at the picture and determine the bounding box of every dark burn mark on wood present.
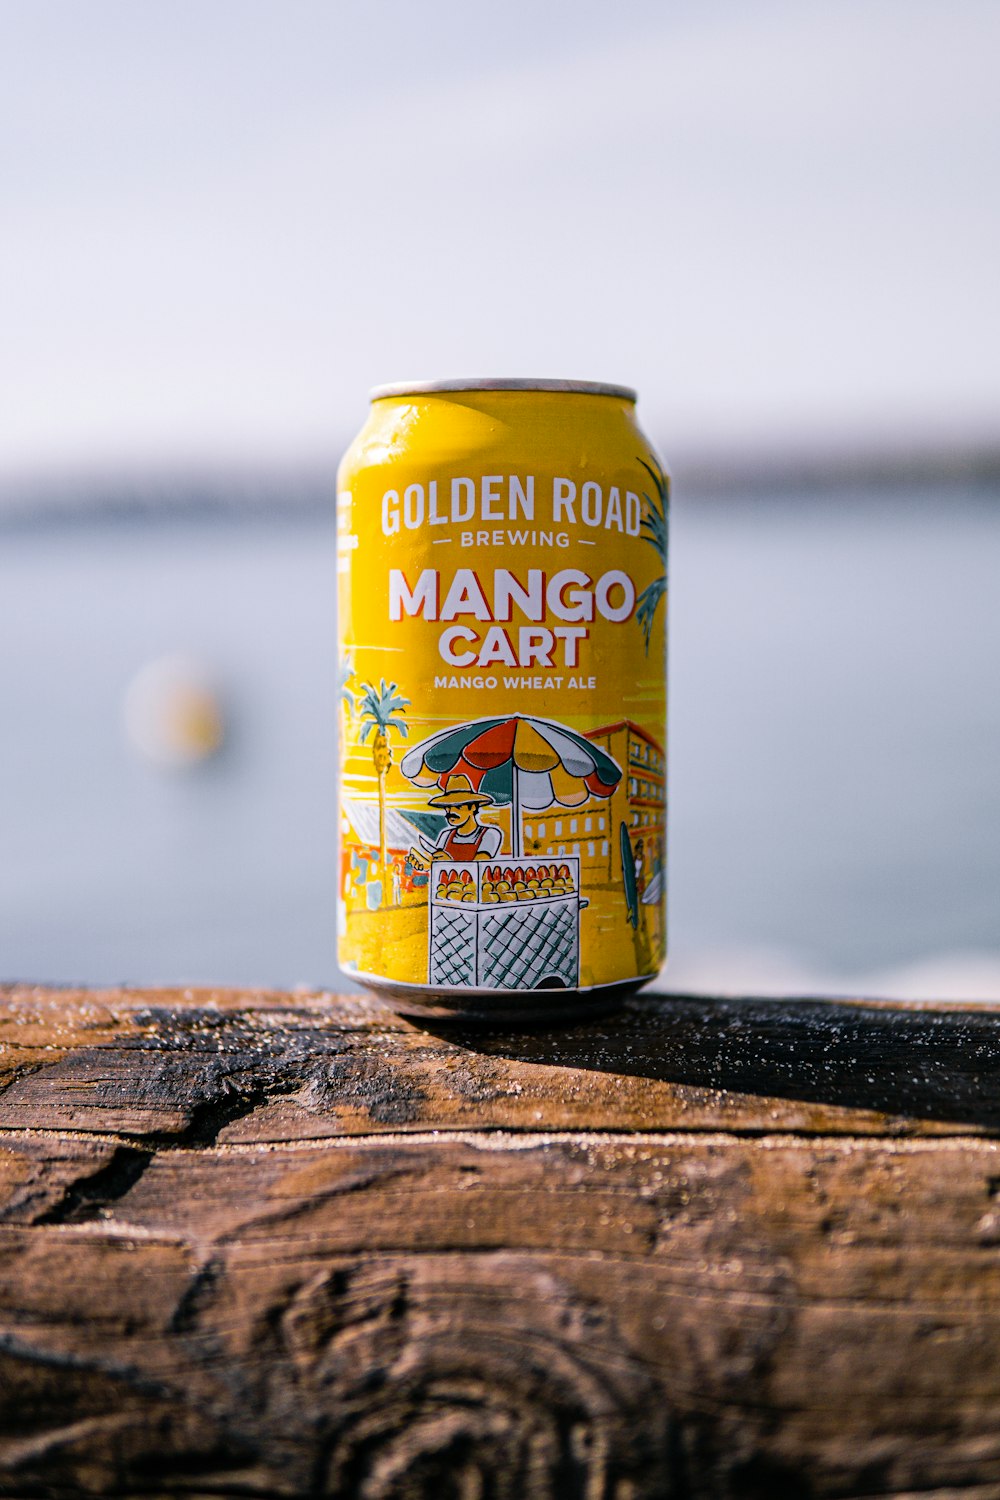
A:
[0,1059,45,1095]
[0,1029,329,1144]
[177,1061,315,1147]
[317,1051,429,1125]
[5,991,1000,1142]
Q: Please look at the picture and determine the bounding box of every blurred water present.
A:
[1,486,998,997]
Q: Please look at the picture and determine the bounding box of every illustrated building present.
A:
[520,720,665,890]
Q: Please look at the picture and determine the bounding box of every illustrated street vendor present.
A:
[410,773,504,866]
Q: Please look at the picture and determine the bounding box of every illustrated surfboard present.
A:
[620,820,638,929]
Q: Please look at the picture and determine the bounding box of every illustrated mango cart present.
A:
[400,716,622,990]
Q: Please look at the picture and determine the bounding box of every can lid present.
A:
[370,377,637,402]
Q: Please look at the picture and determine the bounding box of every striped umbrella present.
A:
[400,715,622,858]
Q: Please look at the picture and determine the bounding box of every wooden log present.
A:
[1,983,999,1498]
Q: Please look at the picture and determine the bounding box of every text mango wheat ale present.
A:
[336,379,667,1020]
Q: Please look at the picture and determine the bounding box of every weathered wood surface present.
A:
[1,984,1000,1499]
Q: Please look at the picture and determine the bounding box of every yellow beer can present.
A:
[336,379,668,1021]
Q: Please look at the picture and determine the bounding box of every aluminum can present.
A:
[336,379,668,1021]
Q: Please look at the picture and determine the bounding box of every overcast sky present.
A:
[1,0,998,475]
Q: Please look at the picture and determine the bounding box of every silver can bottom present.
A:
[346,969,655,1029]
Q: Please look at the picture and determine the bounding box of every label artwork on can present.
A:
[337,390,667,996]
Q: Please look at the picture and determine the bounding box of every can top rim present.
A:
[369,378,637,402]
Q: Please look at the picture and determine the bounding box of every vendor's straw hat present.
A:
[428,773,495,808]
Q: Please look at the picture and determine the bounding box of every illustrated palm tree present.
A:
[635,457,669,652]
[357,679,410,888]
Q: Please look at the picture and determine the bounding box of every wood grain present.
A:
[1,983,999,1498]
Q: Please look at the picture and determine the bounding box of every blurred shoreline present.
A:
[1,440,998,529]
